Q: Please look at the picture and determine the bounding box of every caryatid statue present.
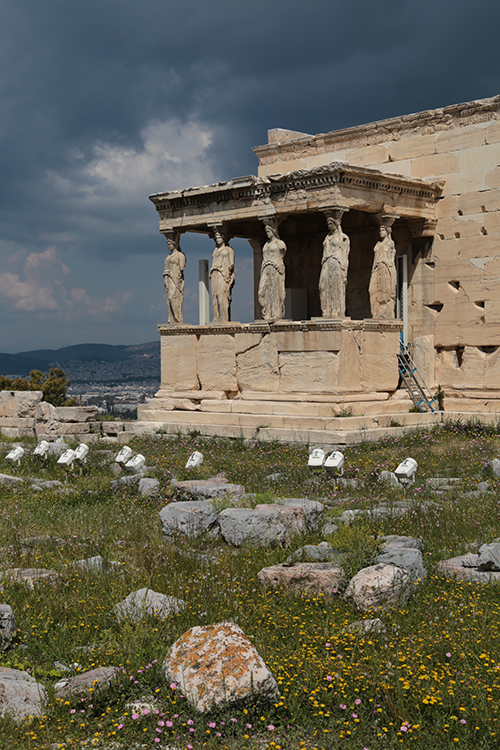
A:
[319,207,350,318]
[209,226,235,323]
[258,216,287,320]
[162,229,186,324]
[369,215,398,319]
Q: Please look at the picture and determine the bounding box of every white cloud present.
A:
[0,245,130,317]
[45,118,216,210]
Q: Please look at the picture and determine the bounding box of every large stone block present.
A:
[236,333,279,392]
[345,144,389,166]
[411,152,458,179]
[442,171,485,196]
[360,330,400,356]
[278,351,339,392]
[197,334,237,391]
[53,406,98,422]
[234,332,262,355]
[459,189,500,215]
[486,121,500,145]
[160,334,198,391]
[389,133,435,161]
[337,329,360,389]
[435,124,486,153]
[460,143,500,172]
[0,391,42,419]
[276,330,341,352]
[411,335,435,388]
[485,166,500,189]
[360,354,399,391]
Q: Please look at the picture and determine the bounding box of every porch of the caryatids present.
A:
[319,206,350,318]
[369,214,399,319]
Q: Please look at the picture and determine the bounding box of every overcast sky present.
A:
[1,0,499,353]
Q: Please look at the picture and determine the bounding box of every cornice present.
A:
[149,162,441,216]
[253,95,500,164]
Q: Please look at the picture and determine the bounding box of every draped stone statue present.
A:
[369,220,397,319]
[258,218,287,320]
[319,210,350,318]
[163,230,186,324]
[210,228,235,323]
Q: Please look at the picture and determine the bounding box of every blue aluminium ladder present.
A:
[397,338,436,412]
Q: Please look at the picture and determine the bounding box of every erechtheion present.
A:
[139,95,500,443]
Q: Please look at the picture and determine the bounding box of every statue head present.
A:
[212,227,225,247]
[165,229,180,253]
[262,216,280,240]
[326,215,340,232]
[379,224,389,240]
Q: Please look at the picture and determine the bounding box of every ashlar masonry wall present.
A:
[254,97,500,394]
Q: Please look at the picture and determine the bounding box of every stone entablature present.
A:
[156,319,403,397]
[150,162,441,230]
[254,95,500,169]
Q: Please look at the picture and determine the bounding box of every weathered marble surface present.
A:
[210,229,235,323]
[319,211,350,318]
[258,221,287,320]
[369,222,396,319]
[163,230,186,324]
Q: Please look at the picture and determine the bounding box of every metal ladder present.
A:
[398,340,436,412]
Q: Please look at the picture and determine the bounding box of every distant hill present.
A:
[0,342,159,376]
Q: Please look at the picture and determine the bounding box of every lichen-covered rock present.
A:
[258,562,344,596]
[114,588,186,623]
[344,563,412,610]
[163,622,279,712]
[286,541,343,564]
[54,666,118,699]
[0,605,15,650]
[0,667,47,719]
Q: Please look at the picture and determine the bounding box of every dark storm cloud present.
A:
[0,0,499,350]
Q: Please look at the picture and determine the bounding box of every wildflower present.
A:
[132,713,140,720]
[268,724,275,730]
[340,704,347,710]
[446,652,452,658]
[170,682,177,689]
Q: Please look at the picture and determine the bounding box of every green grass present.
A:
[0,422,499,749]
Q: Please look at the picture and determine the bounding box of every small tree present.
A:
[41,367,77,406]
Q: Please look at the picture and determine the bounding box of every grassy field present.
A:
[0,421,500,749]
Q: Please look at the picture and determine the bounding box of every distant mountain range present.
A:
[0,342,160,377]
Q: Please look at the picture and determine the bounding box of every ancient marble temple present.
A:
[139,95,500,438]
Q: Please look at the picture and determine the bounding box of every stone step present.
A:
[137,406,441,433]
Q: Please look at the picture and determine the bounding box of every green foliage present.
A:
[328,522,381,579]
[0,367,77,406]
